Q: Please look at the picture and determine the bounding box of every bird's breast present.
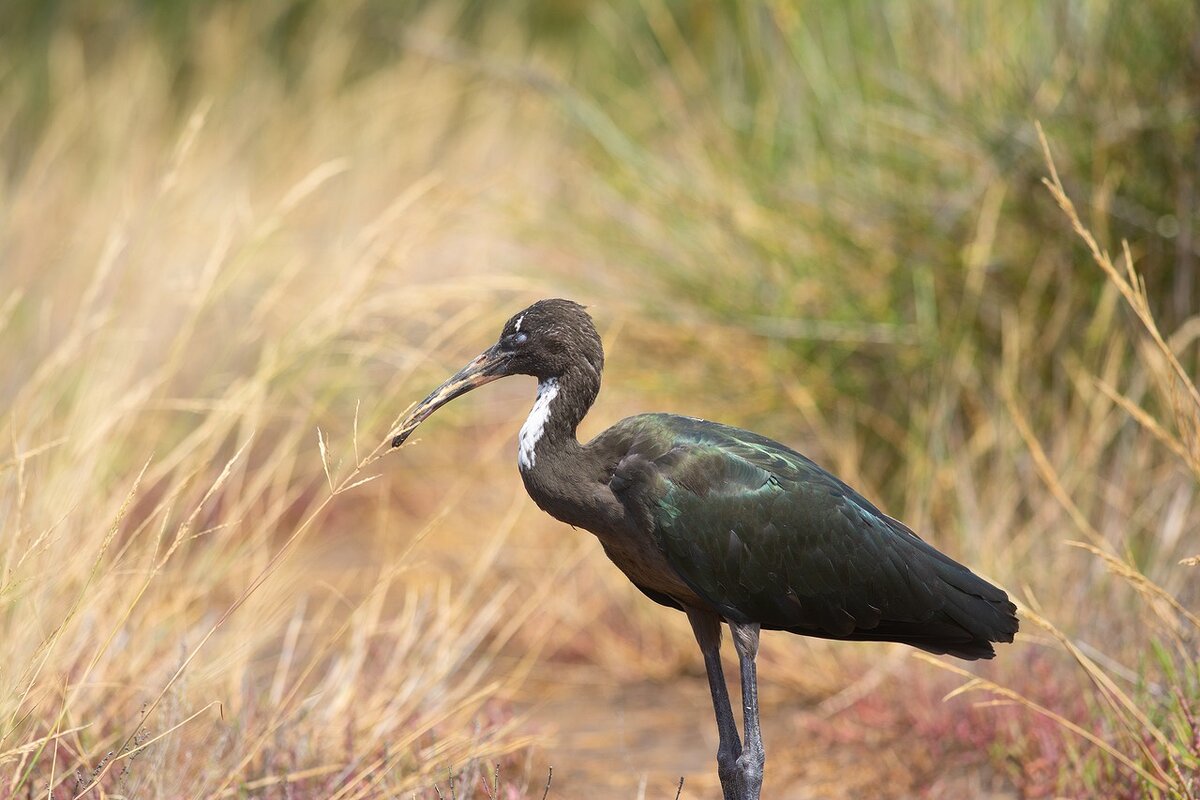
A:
[520,464,706,609]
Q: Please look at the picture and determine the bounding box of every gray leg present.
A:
[686,608,743,800]
[729,621,764,799]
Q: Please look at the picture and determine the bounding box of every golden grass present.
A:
[0,11,567,797]
[911,126,1200,798]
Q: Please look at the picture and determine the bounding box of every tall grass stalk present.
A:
[0,11,558,796]
[915,128,1200,798]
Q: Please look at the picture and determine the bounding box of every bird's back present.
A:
[593,413,1018,660]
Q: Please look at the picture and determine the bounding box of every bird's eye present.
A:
[512,332,529,346]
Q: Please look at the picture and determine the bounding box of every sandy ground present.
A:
[515,666,1022,799]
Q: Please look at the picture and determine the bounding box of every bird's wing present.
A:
[603,414,1017,658]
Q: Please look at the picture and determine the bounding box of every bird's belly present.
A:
[595,526,708,609]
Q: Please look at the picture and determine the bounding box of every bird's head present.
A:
[391,299,602,447]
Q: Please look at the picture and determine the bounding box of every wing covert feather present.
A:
[603,414,1018,658]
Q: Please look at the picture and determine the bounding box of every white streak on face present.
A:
[519,378,558,470]
[514,314,525,333]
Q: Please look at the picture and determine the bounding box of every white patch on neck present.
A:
[518,378,559,471]
[513,314,525,332]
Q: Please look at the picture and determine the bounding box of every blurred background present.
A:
[1,1,1197,797]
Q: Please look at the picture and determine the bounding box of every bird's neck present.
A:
[518,365,598,472]
[517,364,618,533]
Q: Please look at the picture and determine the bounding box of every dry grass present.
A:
[0,9,566,797]
[914,126,1200,798]
[1,2,1198,798]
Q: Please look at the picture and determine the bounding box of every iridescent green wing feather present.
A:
[602,413,1017,659]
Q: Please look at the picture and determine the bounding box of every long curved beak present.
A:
[391,345,509,447]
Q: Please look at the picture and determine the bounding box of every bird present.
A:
[390,298,1018,800]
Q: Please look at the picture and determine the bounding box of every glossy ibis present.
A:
[391,299,1018,800]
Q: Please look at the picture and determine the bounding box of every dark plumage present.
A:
[391,298,1017,800]
[599,413,1016,659]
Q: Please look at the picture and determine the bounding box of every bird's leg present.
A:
[729,621,765,799]
[686,608,744,800]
